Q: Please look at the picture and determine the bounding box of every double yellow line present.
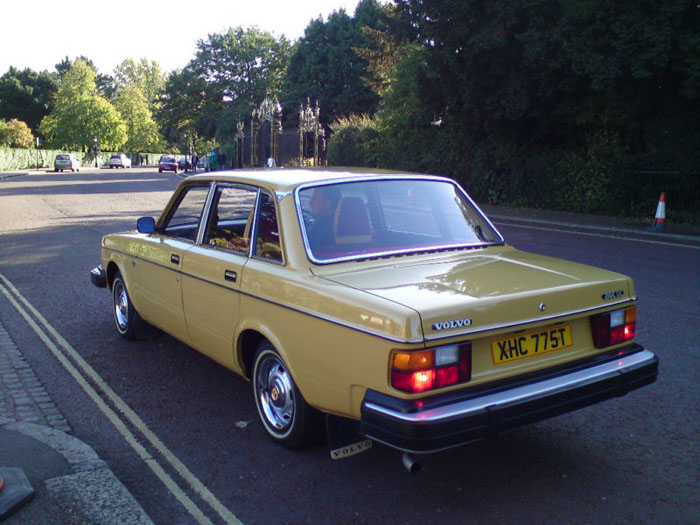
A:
[0,272,241,525]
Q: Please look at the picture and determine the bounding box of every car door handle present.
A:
[171,253,180,265]
[225,270,237,283]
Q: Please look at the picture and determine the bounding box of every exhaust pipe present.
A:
[402,452,421,474]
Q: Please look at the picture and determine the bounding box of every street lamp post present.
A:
[35,137,40,171]
[184,133,190,172]
[93,137,98,168]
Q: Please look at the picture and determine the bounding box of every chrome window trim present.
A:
[204,182,261,259]
[293,176,505,265]
[158,182,214,244]
[195,182,217,246]
[249,188,286,265]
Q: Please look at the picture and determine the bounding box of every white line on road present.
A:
[0,272,242,525]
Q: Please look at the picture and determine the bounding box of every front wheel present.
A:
[252,342,321,448]
[112,271,139,339]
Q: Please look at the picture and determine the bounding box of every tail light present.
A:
[391,343,471,394]
[590,306,636,348]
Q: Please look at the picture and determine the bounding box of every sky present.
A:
[1,0,364,76]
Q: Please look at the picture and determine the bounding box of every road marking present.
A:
[494,221,700,251]
[0,272,241,525]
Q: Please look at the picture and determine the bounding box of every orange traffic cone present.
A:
[652,192,666,231]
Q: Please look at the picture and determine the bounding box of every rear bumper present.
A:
[360,346,658,453]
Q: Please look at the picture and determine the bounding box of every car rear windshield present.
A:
[297,178,502,263]
[110,155,120,160]
[56,155,69,160]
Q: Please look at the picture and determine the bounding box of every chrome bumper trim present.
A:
[364,349,656,424]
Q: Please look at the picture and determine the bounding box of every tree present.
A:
[114,58,165,109]
[281,0,386,126]
[386,0,700,170]
[158,67,209,147]
[188,27,293,138]
[55,56,115,98]
[0,67,58,133]
[114,84,165,152]
[0,120,9,147]
[39,59,126,151]
[6,119,34,148]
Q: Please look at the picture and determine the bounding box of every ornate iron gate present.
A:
[250,96,282,167]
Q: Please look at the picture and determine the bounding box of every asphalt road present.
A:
[0,168,698,524]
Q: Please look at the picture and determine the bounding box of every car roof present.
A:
[183,167,450,194]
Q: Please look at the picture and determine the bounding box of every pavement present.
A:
[0,169,155,522]
[0,168,698,523]
[0,323,153,524]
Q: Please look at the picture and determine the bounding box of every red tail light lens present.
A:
[590,306,636,348]
[391,343,472,393]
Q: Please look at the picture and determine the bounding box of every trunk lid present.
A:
[317,246,633,342]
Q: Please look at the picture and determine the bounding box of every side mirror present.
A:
[137,217,156,234]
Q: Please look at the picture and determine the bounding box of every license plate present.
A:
[491,325,573,365]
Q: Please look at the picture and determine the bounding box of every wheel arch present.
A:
[105,260,122,290]
[237,327,291,382]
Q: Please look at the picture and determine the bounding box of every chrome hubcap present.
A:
[114,281,129,331]
[257,354,294,432]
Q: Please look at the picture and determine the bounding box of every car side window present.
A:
[253,192,282,263]
[162,185,210,242]
[203,185,258,253]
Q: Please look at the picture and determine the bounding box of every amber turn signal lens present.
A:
[392,350,434,371]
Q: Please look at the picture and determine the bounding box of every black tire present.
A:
[111,271,139,340]
[252,341,322,448]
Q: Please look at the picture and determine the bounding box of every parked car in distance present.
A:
[54,153,80,172]
[109,153,132,169]
[158,155,178,173]
[90,169,658,464]
[178,156,192,171]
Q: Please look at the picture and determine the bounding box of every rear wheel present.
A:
[252,342,321,448]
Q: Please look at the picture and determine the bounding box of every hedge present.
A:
[0,147,168,171]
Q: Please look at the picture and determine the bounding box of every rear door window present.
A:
[203,184,259,254]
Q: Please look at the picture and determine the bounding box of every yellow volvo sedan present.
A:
[91,169,658,461]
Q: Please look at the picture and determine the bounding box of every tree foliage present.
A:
[114,84,165,152]
[387,0,700,171]
[281,0,386,126]
[39,60,126,151]
[0,67,58,134]
[55,56,115,98]
[114,58,165,109]
[158,67,209,148]
[186,26,292,140]
[0,121,9,147]
[327,114,379,166]
[5,119,34,148]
